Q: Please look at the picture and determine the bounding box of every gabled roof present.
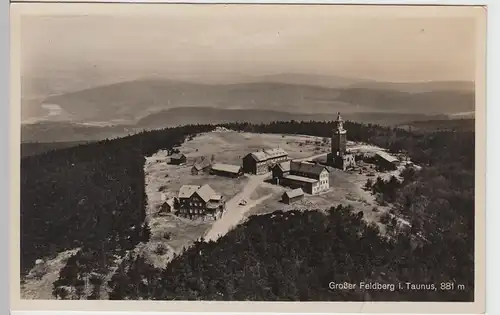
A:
[290,161,329,177]
[274,161,291,172]
[166,198,175,206]
[178,185,201,199]
[283,188,304,199]
[211,163,242,174]
[195,184,217,203]
[246,148,288,162]
[263,148,288,159]
[193,159,211,170]
[162,197,175,209]
[375,151,399,163]
[171,153,186,160]
[248,151,269,162]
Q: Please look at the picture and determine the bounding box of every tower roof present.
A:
[336,112,343,122]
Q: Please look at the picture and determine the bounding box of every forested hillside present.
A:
[20,119,475,301]
[21,124,214,275]
[21,141,92,158]
[107,205,472,301]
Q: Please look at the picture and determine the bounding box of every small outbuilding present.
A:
[281,188,304,204]
[374,151,399,171]
[169,153,187,165]
[159,198,175,214]
[210,163,243,178]
[191,159,212,175]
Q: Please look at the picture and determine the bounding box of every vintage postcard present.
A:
[10,3,486,314]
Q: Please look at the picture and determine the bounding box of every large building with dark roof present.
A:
[272,160,330,194]
[176,184,225,219]
[242,148,289,175]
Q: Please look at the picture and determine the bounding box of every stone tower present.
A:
[331,112,347,156]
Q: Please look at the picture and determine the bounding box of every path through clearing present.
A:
[204,173,271,242]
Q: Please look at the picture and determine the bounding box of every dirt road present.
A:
[204,173,271,242]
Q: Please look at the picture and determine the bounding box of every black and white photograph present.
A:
[11,3,486,313]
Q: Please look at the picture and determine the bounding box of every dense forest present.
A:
[107,205,472,301]
[21,124,214,275]
[20,119,474,301]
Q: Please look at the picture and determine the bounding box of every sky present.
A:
[19,4,481,95]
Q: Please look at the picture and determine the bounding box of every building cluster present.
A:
[162,112,403,212]
[190,158,243,177]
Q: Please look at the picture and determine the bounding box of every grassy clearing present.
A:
[180,131,330,165]
[141,130,332,259]
[246,162,402,228]
[173,131,408,230]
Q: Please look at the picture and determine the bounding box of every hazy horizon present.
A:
[17,5,480,134]
[20,5,480,101]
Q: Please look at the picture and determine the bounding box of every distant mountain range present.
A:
[21,107,452,143]
[21,74,475,142]
[258,73,475,93]
[395,118,475,133]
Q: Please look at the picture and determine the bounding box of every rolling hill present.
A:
[396,118,475,133]
[260,73,475,93]
[22,78,475,126]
